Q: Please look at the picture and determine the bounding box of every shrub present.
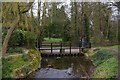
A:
[7,47,23,54]
[2,28,37,48]
[2,29,25,47]
[9,29,25,47]
[23,31,37,48]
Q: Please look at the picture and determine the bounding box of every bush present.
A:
[7,47,23,54]
[10,30,24,46]
[2,28,37,48]
[2,29,25,47]
[24,31,37,48]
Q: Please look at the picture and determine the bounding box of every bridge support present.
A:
[51,43,52,53]
[70,42,71,54]
[60,42,62,53]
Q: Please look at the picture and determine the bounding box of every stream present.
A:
[29,56,95,79]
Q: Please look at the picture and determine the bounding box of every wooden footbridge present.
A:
[38,42,85,57]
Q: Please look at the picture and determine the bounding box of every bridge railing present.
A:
[39,42,81,54]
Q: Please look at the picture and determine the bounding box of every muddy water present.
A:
[32,56,94,78]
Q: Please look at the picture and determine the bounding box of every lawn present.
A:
[44,37,63,42]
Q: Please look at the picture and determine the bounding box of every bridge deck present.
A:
[39,47,79,50]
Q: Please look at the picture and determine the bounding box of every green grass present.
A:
[44,37,63,42]
[2,54,30,78]
[0,58,2,79]
[108,45,120,49]
[88,47,118,78]
[2,49,41,78]
[92,57,118,78]
[0,43,2,57]
[91,49,116,66]
[101,45,120,50]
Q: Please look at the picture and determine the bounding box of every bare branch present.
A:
[20,1,35,14]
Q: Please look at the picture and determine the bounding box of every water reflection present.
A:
[35,56,94,78]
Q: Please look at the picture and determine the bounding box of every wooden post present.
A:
[60,42,62,53]
[60,42,63,53]
[81,47,84,54]
[51,43,52,53]
[70,42,71,54]
[79,44,80,53]
[38,41,41,51]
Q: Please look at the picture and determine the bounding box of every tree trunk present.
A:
[2,2,34,54]
[2,17,19,54]
[37,1,41,48]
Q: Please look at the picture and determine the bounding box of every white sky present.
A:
[32,0,71,16]
[32,0,119,20]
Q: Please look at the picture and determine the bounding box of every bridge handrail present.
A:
[38,42,81,54]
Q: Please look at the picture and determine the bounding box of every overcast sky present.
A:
[32,0,119,20]
[32,0,71,16]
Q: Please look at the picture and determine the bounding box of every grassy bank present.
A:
[100,45,120,50]
[2,49,41,78]
[88,46,118,78]
[0,41,1,79]
[2,54,30,78]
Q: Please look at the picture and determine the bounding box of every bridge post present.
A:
[79,43,80,53]
[70,42,71,54]
[51,43,52,53]
[60,42,62,53]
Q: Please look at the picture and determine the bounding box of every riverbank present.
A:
[87,45,119,78]
[2,48,41,78]
[30,56,94,78]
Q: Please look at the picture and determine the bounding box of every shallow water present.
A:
[32,56,94,78]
